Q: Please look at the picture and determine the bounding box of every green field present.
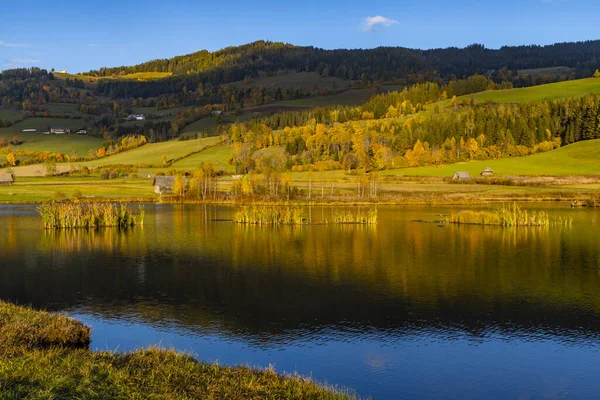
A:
[388,139,600,177]
[80,136,222,167]
[0,177,156,202]
[0,118,102,155]
[38,102,81,114]
[0,109,25,123]
[162,145,234,172]
[462,78,600,104]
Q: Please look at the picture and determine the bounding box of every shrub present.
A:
[109,171,118,179]
[52,191,68,202]
[99,171,109,180]
[71,190,83,201]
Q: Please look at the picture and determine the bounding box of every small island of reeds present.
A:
[37,202,144,229]
[0,300,353,399]
[448,203,572,227]
[234,205,377,225]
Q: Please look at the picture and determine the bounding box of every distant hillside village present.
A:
[21,127,88,135]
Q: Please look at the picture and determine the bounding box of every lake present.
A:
[1,204,600,399]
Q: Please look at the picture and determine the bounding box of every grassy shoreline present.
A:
[0,301,355,399]
[0,195,597,206]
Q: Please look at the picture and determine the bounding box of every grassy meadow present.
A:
[0,108,24,123]
[0,118,102,156]
[0,301,351,399]
[461,78,600,103]
[167,145,234,172]
[0,177,156,202]
[388,139,600,177]
[81,136,222,167]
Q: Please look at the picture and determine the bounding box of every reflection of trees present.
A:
[1,205,600,344]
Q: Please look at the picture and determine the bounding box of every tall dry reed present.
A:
[37,202,144,229]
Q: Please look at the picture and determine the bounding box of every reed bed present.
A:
[448,203,572,227]
[37,202,144,229]
[332,208,378,224]
[234,205,306,225]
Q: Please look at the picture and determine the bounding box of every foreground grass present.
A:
[0,301,354,400]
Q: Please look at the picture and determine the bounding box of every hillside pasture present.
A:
[0,109,25,123]
[385,139,600,177]
[38,102,81,114]
[79,136,222,167]
[462,78,600,104]
[164,145,235,172]
[0,118,102,155]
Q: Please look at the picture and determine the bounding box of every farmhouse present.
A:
[452,171,471,180]
[126,114,146,121]
[153,176,187,194]
[50,127,70,134]
[0,173,14,186]
[480,167,494,177]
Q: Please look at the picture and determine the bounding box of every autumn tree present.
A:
[6,152,16,166]
[172,175,186,199]
[594,69,600,78]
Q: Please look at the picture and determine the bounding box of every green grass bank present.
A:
[0,301,355,399]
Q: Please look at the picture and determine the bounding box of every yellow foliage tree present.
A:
[172,175,186,198]
[6,152,16,166]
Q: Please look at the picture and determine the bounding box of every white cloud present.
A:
[361,16,399,32]
[0,40,30,48]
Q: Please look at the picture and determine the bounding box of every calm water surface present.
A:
[1,204,600,399]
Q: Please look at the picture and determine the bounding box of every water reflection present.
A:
[1,204,600,398]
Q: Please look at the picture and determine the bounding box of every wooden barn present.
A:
[153,176,187,194]
[452,171,471,180]
[480,167,494,177]
[0,173,15,186]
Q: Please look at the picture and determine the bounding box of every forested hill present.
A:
[88,40,600,84]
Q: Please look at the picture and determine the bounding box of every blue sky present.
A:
[0,0,598,73]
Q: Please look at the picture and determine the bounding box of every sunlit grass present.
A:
[0,301,353,399]
[448,203,572,227]
[332,208,378,224]
[37,202,144,228]
[235,205,306,225]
